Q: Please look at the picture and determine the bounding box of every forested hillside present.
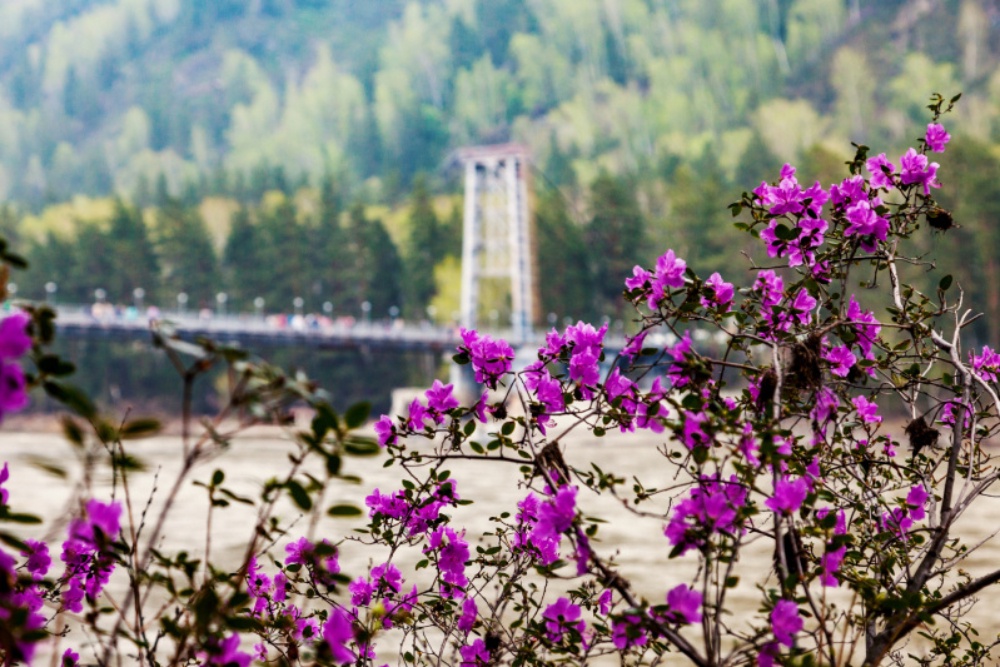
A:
[1,0,1000,337]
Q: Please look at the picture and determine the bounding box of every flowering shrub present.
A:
[2,93,999,666]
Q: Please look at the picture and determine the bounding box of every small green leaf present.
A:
[327,504,363,518]
[938,275,953,291]
[212,469,225,486]
[343,437,381,457]
[43,381,96,419]
[286,480,312,511]
[344,402,371,430]
[120,418,162,439]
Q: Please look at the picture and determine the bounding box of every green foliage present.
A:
[586,172,645,319]
[403,175,443,318]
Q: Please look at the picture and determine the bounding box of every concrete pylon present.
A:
[456,143,537,344]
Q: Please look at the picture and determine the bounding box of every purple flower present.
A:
[459,638,491,666]
[458,597,478,634]
[664,331,694,388]
[701,272,734,311]
[824,345,856,378]
[844,199,889,249]
[612,614,648,650]
[644,250,687,308]
[425,527,470,595]
[625,265,652,292]
[0,461,8,506]
[534,486,577,541]
[820,545,847,587]
[598,589,613,615]
[681,410,710,450]
[925,123,950,153]
[532,370,565,416]
[374,415,396,447]
[569,348,600,390]
[758,641,781,667]
[666,584,702,624]
[407,398,430,430]
[425,379,459,417]
[771,600,802,647]
[899,147,941,196]
[831,174,867,207]
[665,475,747,554]
[811,387,840,425]
[61,648,80,667]
[371,562,403,596]
[0,312,31,359]
[620,330,648,362]
[753,271,784,308]
[458,328,515,389]
[847,295,881,362]
[972,345,1000,382]
[543,597,584,642]
[21,540,50,576]
[565,321,608,356]
[790,289,816,326]
[766,477,809,515]
[0,360,28,418]
[201,633,252,667]
[852,395,881,424]
[906,485,930,522]
[323,608,356,664]
[865,153,896,190]
[539,328,568,359]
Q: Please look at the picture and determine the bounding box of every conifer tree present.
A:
[403,174,441,318]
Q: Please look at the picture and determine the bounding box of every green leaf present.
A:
[343,437,381,457]
[37,354,76,376]
[938,275,953,291]
[327,504,363,517]
[501,421,515,436]
[43,381,96,419]
[120,418,162,439]
[61,416,85,448]
[212,469,225,486]
[344,401,371,430]
[286,480,312,511]
[325,453,342,476]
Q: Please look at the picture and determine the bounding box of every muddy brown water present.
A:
[4,424,1000,665]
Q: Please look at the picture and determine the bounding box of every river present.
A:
[3,424,1000,665]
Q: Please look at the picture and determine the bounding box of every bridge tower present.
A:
[456,144,538,344]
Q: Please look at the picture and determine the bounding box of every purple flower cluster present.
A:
[665,584,702,625]
[458,328,515,389]
[375,380,462,446]
[366,480,459,535]
[626,249,687,309]
[765,476,810,515]
[0,311,31,419]
[701,272,735,311]
[199,633,253,667]
[972,345,1000,382]
[424,526,470,597]
[664,475,747,555]
[0,545,46,663]
[542,597,585,643]
[513,486,580,566]
[881,485,930,537]
[61,499,122,612]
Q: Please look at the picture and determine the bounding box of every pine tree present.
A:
[586,173,645,319]
[403,174,441,318]
[155,195,220,309]
[106,198,160,304]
